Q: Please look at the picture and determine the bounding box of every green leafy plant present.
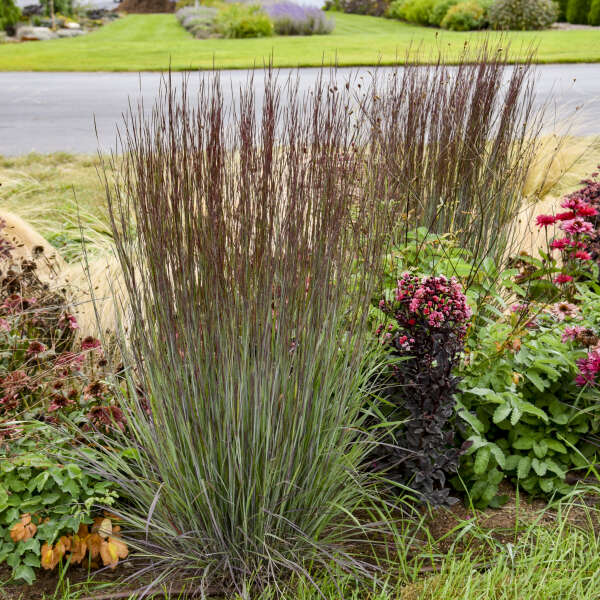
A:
[0,424,118,583]
[488,0,558,29]
[455,284,600,507]
[214,3,273,38]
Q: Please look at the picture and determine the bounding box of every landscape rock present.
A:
[56,28,86,37]
[63,21,81,29]
[17,26,58,41]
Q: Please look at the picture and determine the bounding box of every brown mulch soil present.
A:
[423,482,600,555]
[0,564,130,600]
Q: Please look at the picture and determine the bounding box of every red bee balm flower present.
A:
[26,341,47,356]
[554,273,574,285]
[555,211,577,221]
[550,238,570,250]
[81,337,102,351]
[535,214,557,227]
[573,250,592,260]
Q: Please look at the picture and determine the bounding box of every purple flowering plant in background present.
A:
[264,1,334,34]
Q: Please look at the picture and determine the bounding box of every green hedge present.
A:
[0,0,20,35]
[566,0,591,22]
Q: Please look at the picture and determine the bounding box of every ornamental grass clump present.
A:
[363,43,546,271]
[86,72,392,594]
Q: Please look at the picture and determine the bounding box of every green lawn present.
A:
[1,13,600,71]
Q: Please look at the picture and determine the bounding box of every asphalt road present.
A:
[0,64,598,156]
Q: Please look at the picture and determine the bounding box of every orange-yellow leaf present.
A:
[99,536,128,569]
[10,514,37,543]
[59,535,72,552]
[92,517,112,539]
[10,522,25,543]
[41,543,60,570]
[70,535,87,565]
[86,533,103,559]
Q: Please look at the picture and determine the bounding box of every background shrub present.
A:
[556,0,568,19]
[176,5,218,38]
[324,0,389,16]
[589,0,600,23]
[214,3,273,38]
[566,0,591,22]
[264,2,334,35]
[39,0,73,17]
[440,1,485,29]
[488,0,558,30]
[428,0,459,24]
[387,0,435,24]
[0,0,20,35]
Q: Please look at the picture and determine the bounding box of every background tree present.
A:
[566,0,591,22]
[589,0,600,23]
[0,0,20,35]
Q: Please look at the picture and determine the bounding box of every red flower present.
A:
[58,313,79,330]
[81,337,102,352]
[47,394,75,413]
[550,238,570,250]
[573,250,592,260]
[2,295,36,314]
[88,405,126,432]
[555,211,577,221]
[554,273,574,284]
[536,214,557,227]
[26,341,47,356]
[576,204,598,217]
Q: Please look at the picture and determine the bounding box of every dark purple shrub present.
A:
[373,273,473,506]
[264,1,334,34]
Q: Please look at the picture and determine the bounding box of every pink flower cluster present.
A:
[393,273,472,328]
[575,349,600,387]
[536,196,598,279]
[562,325,585,342]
